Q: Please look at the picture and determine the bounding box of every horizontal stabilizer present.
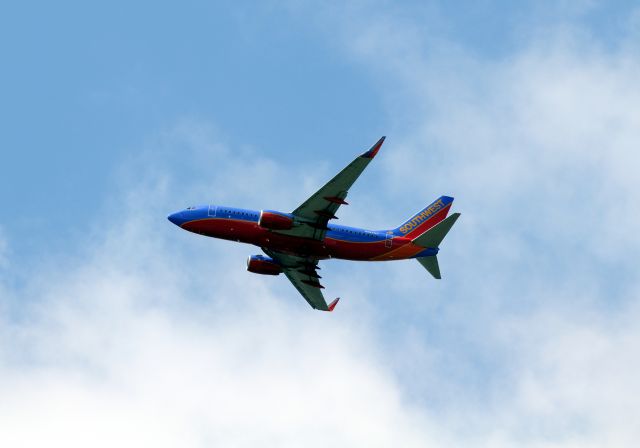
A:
[417,256,441,279]
[412,213,461,248]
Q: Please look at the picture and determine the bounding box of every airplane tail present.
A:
[413,212,461,279]
[390,196,454,238]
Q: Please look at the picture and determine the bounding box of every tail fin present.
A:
[392,196,454,238]
[414,213,460,279]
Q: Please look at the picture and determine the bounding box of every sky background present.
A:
[1,1,640,446]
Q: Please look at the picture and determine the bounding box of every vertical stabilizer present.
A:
[391,196,454,238]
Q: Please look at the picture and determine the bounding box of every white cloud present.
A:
[345,5,640,261]
[3,5,640,447]
[0,126,446,448]
[285,3,640,446]
[2,100,640,446]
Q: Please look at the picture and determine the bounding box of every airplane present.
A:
[167,137,460,312]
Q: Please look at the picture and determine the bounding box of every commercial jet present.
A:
[168,137,460,311]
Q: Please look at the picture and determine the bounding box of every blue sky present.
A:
[3,0,635,259]
[1,1,640,446]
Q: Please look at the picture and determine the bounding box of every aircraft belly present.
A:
[260,233,331,259]
[182,218,265,244]
[181,218,424,261]
[325,237,426,261]
[261,234,400,261]
[324,238,391,261]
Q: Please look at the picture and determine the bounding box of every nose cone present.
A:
[167,211,184,226]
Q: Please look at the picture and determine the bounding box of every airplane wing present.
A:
[263,249,340,311]
[277,136,386,240]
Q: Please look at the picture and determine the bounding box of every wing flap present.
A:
[264,249,338,311]
[283,269,333,310]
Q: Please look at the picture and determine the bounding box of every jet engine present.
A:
[247,255,282,275]
[258,210,294,230]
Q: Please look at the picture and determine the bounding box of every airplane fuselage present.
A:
[167,136,459,311]
[168,205,438,261]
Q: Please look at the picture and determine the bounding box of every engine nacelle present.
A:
[247,255,282,276]
[258,210,294,230]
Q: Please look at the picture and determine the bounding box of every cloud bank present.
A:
[2,3,640,447]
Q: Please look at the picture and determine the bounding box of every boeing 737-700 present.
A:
[168,137,460,311]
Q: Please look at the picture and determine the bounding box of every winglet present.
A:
[361,136,386,159]
[327,297,340,312]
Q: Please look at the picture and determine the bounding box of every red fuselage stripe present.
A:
[182,217,428,261]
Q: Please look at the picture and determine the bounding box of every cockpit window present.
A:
[186,206,196,210]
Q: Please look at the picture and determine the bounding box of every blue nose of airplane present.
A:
[167,211,183,226]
